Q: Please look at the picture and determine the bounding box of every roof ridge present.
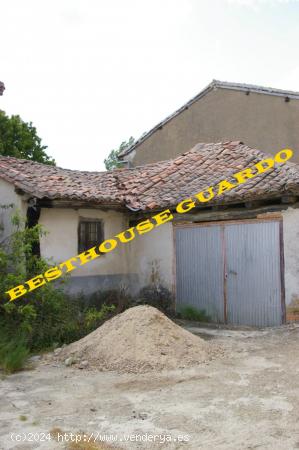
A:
[213,79,299,97]
[119,79,299,158]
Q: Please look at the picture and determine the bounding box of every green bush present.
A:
[178,305,210,322]
[0,333,29,373]
[84,304,115,331]
[79,286,132,314]
[0,209,118,372]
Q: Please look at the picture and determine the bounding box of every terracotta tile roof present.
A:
[0,157,124,207]
[0,142,298,211]
[117,142,299,210]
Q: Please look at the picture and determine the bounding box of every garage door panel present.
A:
[175,226,224,322]
[175,220,283,327]
[225,221,282,326]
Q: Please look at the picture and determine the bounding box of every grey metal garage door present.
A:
[175,220,284,327]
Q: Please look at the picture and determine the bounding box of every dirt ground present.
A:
[1,322,299,450]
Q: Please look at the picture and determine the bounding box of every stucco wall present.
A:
[39,208,137,295]
[0,178,27,243]
[130,88,299,166]
[282,207,299,317]
[127,223,174,292]
[39,207,174,296]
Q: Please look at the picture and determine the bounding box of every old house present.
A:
[1,141,299,326]
[119,80,299,166]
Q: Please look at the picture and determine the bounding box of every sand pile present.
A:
[58,305,216,373]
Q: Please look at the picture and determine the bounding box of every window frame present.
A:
[78,218,104,254]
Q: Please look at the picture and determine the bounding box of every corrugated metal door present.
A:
[175,226,225,322]
[175,220,284,327]
[225,221,282,326]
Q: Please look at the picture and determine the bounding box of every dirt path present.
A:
[1,324,299,450]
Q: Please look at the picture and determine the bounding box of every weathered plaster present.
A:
[0,178,27,243]
[127,223,174,292]
[39,207,174,295]
[39,207,129,277]
[282,207,299,312]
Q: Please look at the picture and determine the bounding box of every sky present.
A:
[1,0,299,171]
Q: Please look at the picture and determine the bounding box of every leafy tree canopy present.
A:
[0,110,55,165]
[104,136,135,170]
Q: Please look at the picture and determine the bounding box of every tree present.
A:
[0,110,55,165]
[104,136,135,170]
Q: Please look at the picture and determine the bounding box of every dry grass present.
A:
[50,427,64,440]
[19,415,27,421]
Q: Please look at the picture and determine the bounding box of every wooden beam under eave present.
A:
[172,202,299,223]
[36,199,125,212]
[281,195,298,204]
[244,200,269,209]
[212,205,229,211]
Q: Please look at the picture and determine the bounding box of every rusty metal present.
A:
[174,218,285,327]
[279,221,286,324]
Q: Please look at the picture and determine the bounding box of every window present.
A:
[78,219,103,253]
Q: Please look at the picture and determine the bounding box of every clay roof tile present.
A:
[0,141,298,211]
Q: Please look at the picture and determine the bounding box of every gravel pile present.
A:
[57,305,219,373]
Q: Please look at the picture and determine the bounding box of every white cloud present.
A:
[1,0,298,170]
[226,0,299,9]
[275,65,299,91]
[227,0,299,4]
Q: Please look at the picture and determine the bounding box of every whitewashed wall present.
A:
[39,207,137,295]
[39,208,174,295]
[39,208,127,275]
[282,207,299,308]
[0,179,27,243]
[127,222,174,292]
